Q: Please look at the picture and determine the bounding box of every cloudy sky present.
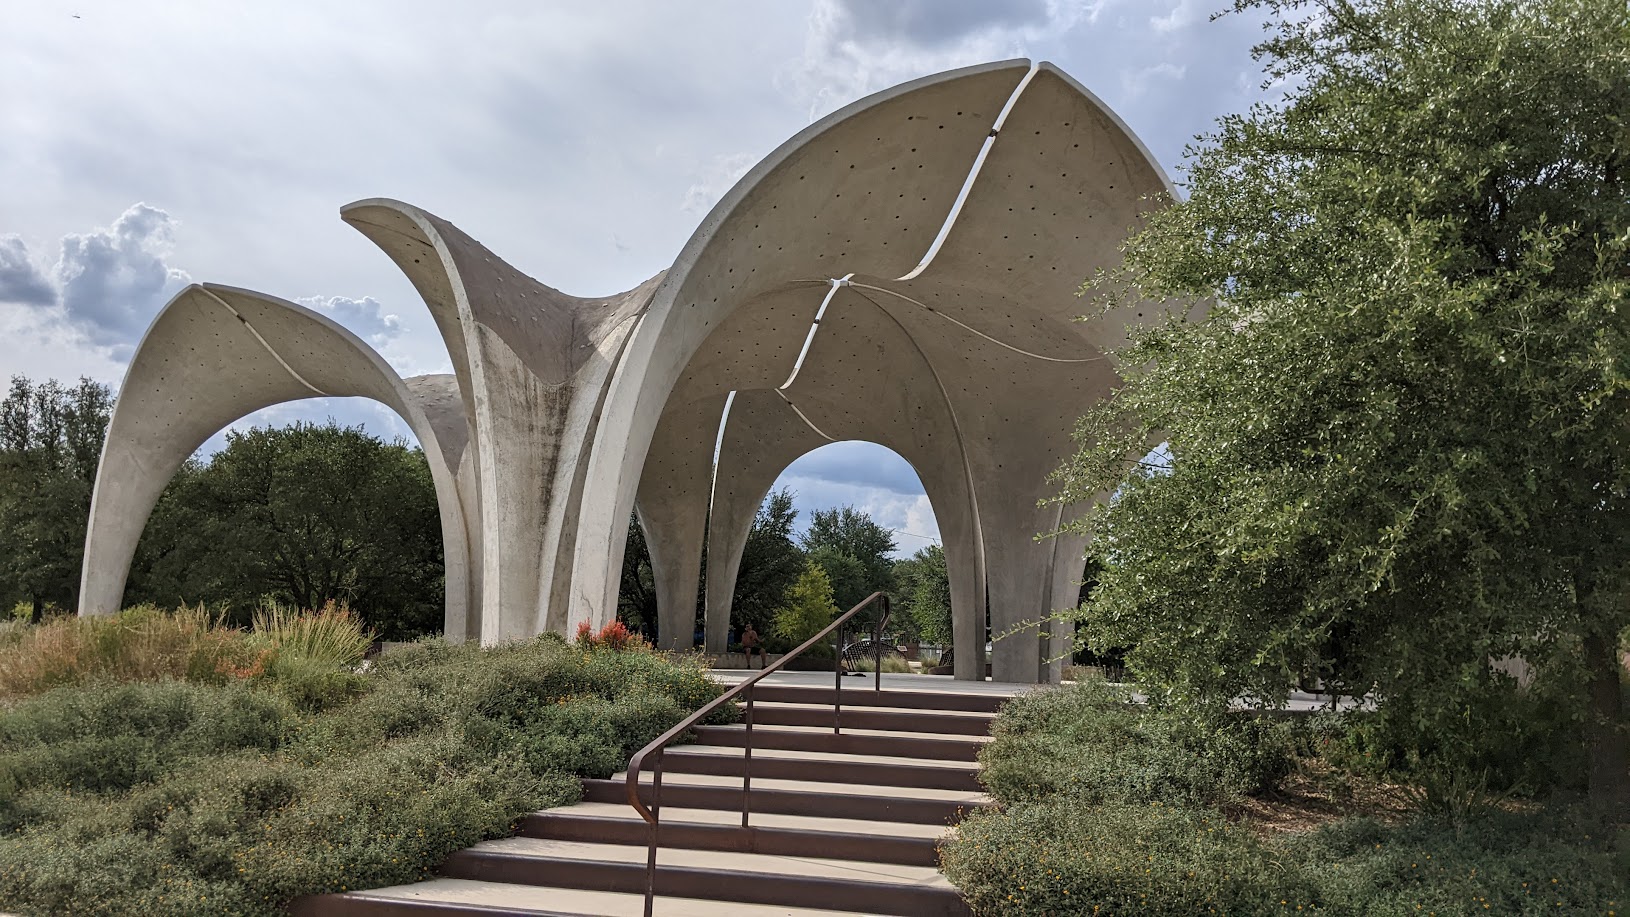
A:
[0,0,1272,554]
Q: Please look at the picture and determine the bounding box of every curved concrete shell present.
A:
[342,200,662,643]
[78,284,476,638]
[577,60,1178,680]
[82,59,1182,683]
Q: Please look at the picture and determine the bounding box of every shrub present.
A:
[0,629,728,914]
[264,652,366,712]
[847,654,913,673]
[574,619,645,651]
[1315,672,1591,802]
[1292,808,1627,915]
[978,679,1296,808]
[943,798,1310,916]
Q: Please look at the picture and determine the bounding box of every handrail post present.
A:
[833,619,843,734]
[644,754,663,917]
[742,685,754,828]
[874,596,885,692]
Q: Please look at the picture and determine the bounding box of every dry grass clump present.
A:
[0,601,375,701]
[0,605,259,699]
[252,599,375,668]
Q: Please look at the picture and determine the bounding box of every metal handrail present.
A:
[625,591,891,916]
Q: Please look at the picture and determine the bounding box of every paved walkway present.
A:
[710,670,1369,712]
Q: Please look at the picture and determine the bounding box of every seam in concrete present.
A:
[851,282,1104,364]
[897,63,1040,282]
[706,388,738,518]
[778,274,853,391]
[848,285,990,678]
[198,286,328,396]
[775,389,836,442]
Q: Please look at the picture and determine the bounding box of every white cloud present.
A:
[784,0,1076,121]
[1150,0,1209,33]
[775,442,942,557]
[52,203,191,346]
[297,294,403,347]
[1121,61,1187,99]
[682,152,758,215]
[0,303,126,385]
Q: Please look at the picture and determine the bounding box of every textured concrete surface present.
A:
[82,60,1183,684]
[78,285,475,636]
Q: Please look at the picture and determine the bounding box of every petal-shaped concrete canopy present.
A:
[580,60,1178,680]
[81,59,1185,683]
[79,284,476,637]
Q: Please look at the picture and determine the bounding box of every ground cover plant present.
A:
[940,681,1629,915]
[0,605,728,916]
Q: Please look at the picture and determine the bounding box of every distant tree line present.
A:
[2,374,958,648]
[0,375,444,639]
[618,496,954,649]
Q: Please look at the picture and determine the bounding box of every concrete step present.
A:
[618,769,989,805]
[743,684,1010,714]
[541,801,952,840]
[693,724,986,761]
[438,837,970,916]
[521,809,942,866]
[657,746,982,792]
[748,703,995,736]
[583,777,986,826]
[296,877,861,916]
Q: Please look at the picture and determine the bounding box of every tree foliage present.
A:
[771,560,840,645]
[895,544,952,644]
[617,488,806,641]
[0,376,113,619]
[1056,0,1630,808]
[802,505,896,611]
[130,422,444,639]
[731,488,803,632]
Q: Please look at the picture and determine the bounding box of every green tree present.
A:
[730,488,804,632]
[617,489,805,642]
[772,560,840,645]
[802,505,896,609]
[0,376,113,620]
[130,422,444,639]
[1056,0,1630,810]
[805,544,869,613]
[895,544,952,644]
[617,513,659,637]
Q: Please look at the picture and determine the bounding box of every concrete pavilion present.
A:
[77,60,1180,684]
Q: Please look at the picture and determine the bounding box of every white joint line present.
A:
[706,389,737,516]
[777,273,853,391]
[198,287,327,396]
[775,389,836,442]
[897,63,1040,282]
[851,282,1104,364]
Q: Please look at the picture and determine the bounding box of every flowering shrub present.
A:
[574,619,646,651]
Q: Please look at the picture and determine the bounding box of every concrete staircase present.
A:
[298,682,1004,916]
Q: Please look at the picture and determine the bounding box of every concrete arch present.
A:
[571,60,1033,637]
[343,198,663,643]
[591,60,1182,681]
[702,425,986,679]
[78,284,477,638]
